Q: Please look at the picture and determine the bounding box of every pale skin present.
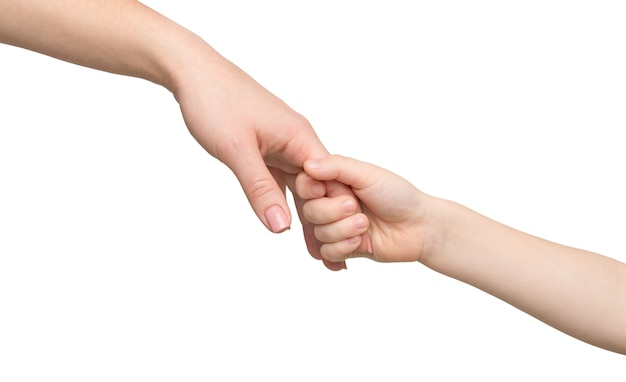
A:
[295,154,626,355]
[0,0,370,270]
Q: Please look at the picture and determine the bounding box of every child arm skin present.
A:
[296,154,626,355]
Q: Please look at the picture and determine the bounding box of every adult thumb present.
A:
[227,145,292,233]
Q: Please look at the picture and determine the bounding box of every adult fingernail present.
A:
[265,205,290,233]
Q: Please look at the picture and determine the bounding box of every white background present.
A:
[1,1,625,380]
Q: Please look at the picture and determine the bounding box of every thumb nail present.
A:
[305,159,321,170]
[265,205,290,233]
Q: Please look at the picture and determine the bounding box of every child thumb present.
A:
[304,154,372,190]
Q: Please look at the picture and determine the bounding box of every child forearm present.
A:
[422,198,626,354]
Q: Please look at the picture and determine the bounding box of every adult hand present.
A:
[170,46,358,270]
[172,50,318,232]
[0,0,356,269]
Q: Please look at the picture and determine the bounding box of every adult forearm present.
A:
[0,0,206,91]
[424,199,626,354]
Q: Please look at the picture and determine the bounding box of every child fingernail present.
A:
[305,159,321,170]
[347,236,360,244]
[342,199,356,213]
[353,216,367,229]
[311,183,325,197]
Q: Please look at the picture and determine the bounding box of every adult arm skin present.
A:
[0,0,369,270]
[298,155,626,354]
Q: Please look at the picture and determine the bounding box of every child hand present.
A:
[296,155,438,264]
